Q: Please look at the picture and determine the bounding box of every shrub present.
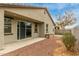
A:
[62,32,76,51]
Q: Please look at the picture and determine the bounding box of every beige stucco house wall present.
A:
[0,4,55,50]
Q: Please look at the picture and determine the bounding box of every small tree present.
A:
[62,32,76,51]
[55,10,76,30]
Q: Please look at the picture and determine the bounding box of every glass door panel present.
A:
[25,22,31,37]
[20,22,25,39]
[17,21,32,40]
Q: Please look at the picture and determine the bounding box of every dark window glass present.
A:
[20,22,25,39]
[26,22,31,28]
[26,22,32,37]
[4,16,12,33]
[34,24,38,33]
[46,24,48,33]
[26,28,31,37]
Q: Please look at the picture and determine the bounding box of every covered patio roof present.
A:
[4,11,44,23]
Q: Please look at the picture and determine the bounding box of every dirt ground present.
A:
[2,35,79,56]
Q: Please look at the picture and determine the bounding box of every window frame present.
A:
[4,16,13,35]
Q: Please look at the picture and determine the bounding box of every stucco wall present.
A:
[4,8,54,34]
[43,10,54,34]
[0,9,4,50]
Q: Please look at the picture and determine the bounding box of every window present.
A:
[4,16,12,34]
[34,24,38,33]
[46,24,48,33]
[26,22,32,37]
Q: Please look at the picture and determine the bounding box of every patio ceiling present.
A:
[4,11,44,23]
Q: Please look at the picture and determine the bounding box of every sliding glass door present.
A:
[17,21,32,40]
[25,22,32,37]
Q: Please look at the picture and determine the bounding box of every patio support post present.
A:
[0,10,4,50]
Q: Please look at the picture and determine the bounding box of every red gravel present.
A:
[3,36,62,56]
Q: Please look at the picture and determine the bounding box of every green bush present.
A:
[62,32,76,51]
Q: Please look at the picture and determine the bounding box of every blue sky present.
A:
[25,3,79,24]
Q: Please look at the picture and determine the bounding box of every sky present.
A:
[22,3,79,28]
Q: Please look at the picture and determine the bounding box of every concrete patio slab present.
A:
[2,36,60,56]
[0,38,45,55]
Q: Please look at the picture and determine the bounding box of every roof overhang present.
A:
[4,11,44,23]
